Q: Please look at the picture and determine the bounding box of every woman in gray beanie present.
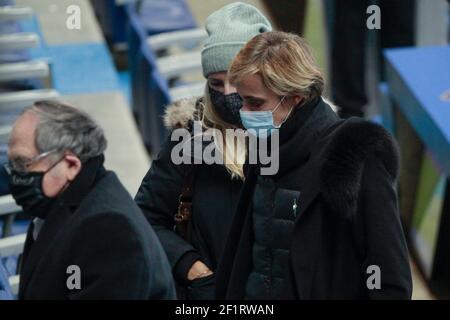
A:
[135,2,272,300]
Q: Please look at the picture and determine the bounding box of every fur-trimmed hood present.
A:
[163,97,200,130]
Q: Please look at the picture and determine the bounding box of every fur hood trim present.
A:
[163,97,200,130]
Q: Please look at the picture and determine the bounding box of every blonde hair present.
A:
[197,85,246,179]
[229,31,324,102]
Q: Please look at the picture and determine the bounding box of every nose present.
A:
[223,82,237,95]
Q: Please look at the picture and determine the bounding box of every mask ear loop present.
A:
[271,96,286,114]
[273,96,295,129]
[43,152,65,174]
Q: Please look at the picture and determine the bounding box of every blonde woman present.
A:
[216,31,412,299]
[135,3,271,300]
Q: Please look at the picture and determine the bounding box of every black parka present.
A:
[135,98,243,299]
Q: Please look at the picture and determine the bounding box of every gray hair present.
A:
[24,100,107,162]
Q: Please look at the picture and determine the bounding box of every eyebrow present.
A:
[209,74,226,80]
[9,155,30,164]
[7,147,33,162]
[243,96,265,101]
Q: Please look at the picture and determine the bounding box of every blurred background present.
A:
[0,0,449,300]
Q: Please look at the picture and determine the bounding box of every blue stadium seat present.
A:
[0,5,49,87]
[137,42,170,153]
[93,0,196,50]
[0,228,25,298]
[0,3,55,199]
[138,46,204,155]
[125,1,149,117]
[137,0,196,36]
[0,159,8,196]
[0,193,25,299]
[125,1,201,113]
[0,0,14,6]
[0,189,26,298]
[92,0,128,48]
[94,0,203,155]
[0,13,30,64]
[0,262,13,300]
[131,39,204,155]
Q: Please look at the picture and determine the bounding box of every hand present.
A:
[187,260,213,281]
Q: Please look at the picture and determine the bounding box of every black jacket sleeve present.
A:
[358,157,412,299]
[134,135,201,282]
[67,213,176,299]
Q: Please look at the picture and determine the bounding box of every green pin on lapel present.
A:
[292,198,298,217]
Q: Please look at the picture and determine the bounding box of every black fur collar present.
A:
[320,118,400,218]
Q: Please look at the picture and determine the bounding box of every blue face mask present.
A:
[239,96,293,137]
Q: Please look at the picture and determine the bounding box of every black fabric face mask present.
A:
[209,86,243,126]
[9,170,56,220]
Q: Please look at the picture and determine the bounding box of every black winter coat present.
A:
[19,156,175,300]
[135,98,243,299]
[216,98,412,299]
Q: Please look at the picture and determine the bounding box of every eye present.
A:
[245,99,263,110]
[209,79,224,89]
[9,157,28,172]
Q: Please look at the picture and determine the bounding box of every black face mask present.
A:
[209,86,243,126]
[9,169,57,220]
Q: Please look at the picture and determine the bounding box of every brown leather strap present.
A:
[174,164,195,241]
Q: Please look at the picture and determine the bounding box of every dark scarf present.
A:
[278,98,339,174]
[250,97,339,179]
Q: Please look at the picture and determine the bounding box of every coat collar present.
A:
[319,117,399,219]
[269,109,400,221]
[278,115,400,221]
[288,117,400,298]
[59,154,106,210]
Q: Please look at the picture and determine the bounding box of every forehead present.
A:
[236,74,268,97]
[8,112,39,159]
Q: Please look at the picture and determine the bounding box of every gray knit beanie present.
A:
[201,2,272,77]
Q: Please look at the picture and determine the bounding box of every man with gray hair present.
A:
[6,100,176,299]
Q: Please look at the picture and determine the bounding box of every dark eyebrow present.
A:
[11,155,29,162]
[9,156,30,167]
[243,96,265,101]
[209,78,224,85]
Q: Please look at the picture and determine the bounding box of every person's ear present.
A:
[290,95,304,107]
[63,154,82,182]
